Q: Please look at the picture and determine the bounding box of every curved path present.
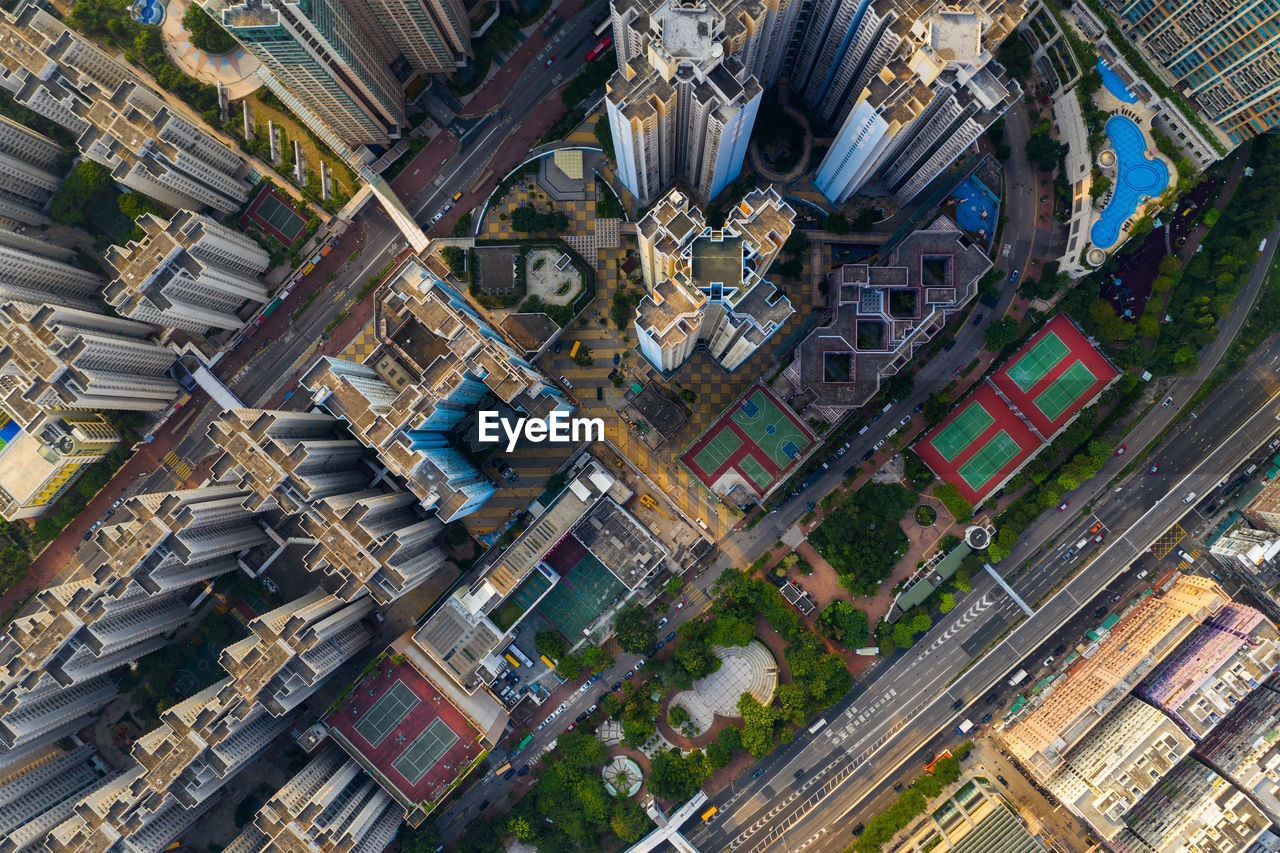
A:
[161,0,263,99]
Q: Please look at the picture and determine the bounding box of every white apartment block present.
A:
[0,300,178,416]
[0,743,112,853]
[0,8,249,214]
[0,115,62,227]
[0,242,102,300]
[606,0,770,204]
[633,187,794,373]
[809,0,1024,205]
[105,210,271,332]
[225,745,403,853]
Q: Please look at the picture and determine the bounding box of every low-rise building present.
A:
[896,776,1045,852]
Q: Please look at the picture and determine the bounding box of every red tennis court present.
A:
[915,383,1042,505]
[991,314,1119,438]
[326,656,483,808]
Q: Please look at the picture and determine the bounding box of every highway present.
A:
[685,330,1280,853]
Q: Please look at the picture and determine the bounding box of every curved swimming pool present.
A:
[131,0,165,25]
[1097,57,1137,104]
[1090,115,1168,250]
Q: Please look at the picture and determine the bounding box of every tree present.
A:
[706,725,742,767]
[996,35,1032,79]
[817,601,869,648]
[983,317,1020,351]
[939,593,956,614]
[49,161,114,226]
[1025,122,1067,172]
[556,652,583,680]
[610,800,650,842]
[581,645,614,674]
[825,212,850,233]
[668,703,691,727]
[923,392,950,425]
[1090,174,1113,199]
[182,3,238,53]
[535,629,568,660]
[932,482,973,522]
[1138,313,1160,337]
[593,116,616,161]
[649,750,708,803]
[558,730,607,767]
[397,824,442,853]
[613,605,657,653]
[663,575,684,597]
[440,245,466,278]
[891,621,916,649]
[738,694,781,757]
[573,345,594,367]
[508,817,535,841]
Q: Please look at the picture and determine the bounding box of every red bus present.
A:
[586,36,612,61]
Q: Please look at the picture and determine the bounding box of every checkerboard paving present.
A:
[340,322,378,363]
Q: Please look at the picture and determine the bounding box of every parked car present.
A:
[676,598,687,610]
[1008,269,1020,282]
[873,439,885,450]
[613,352,620,365]
[554,341,563,353]
[1149,462,1160,474]
[1162,396,1174,408]
[665,632,676,642]
[1057,500,1069,511]
[559,375,573,388]
[517,765,530,776]
[658,617,669,628]
[622,670,635,681]
[611,682,622,691]
[1114,444,1126,455]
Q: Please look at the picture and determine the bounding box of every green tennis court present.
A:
[355,681,419,747]
[694,427,743,475]
[392,717,459,784]
[1006,332,1069,392]
[739,454,771,489]
[255,192,307,242]
[1034,360,1096,421]
[932,402,995,462]
[731,391,807,467]
[957,430,1022,490]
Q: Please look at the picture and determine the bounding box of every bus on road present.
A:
[570,340,581,357]
[586,36,613,61]
[808,717,828,734]
[593,17,610,35]
[701,806,718,822]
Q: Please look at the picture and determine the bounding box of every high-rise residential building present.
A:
[362,0,471,73]
[807,0,1023,205]
[0,115,62,227]
[218,0,405,144]
[791,217,988,417]
[301,259,571,522]
[0,299,179,415]
[0,242,102,301]
[105,211,271,332]
[1196,676,1280,824]
[1109,757,1279,853]
[1242,479,1280,533]
[605,0,770,204]
[209,409,450,602]
[0,412,120,521]
[1003,575,1230,779]
[225,746,403,853]
[632,187,794,373]
[0,8,250,214]
[0,743,113,853]
[1102,0,1279,147]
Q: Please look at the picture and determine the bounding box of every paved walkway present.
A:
[161,0,262,98]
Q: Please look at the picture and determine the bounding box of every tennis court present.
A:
[732,391,806,467]
[693,428,744,476]
[957,431,1022,490]
[1034,361,1097,421]
[392,718,460,785]
[255,192,306,241]
[931,402,995,462]
[1006,331,1069,392]
[739,455,772,490]
[354,680,420,747]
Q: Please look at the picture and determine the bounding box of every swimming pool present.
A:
[951,176,998,240]
[1097,57,1137,104]
[131,0,164,26]
[1090,115,1168,250]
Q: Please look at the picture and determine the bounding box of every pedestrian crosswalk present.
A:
[163,451,193,481]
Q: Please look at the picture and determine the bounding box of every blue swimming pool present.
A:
[1097,57,1137,104]
[1090,115,1168,250]
[951,176,998,239]
[131,0,164,26]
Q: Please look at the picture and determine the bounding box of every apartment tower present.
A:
[0,115,62,227]
[363,0,472,73]
[806,0,1024,205]
[0,8,250,214]
[218,0,405,144]
[105,210,271,332]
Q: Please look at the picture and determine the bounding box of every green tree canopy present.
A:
[613,605,657,653]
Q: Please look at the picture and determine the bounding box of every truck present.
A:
[807,718,828,734]
[1007,668,1028,687]
[955,719,974,735]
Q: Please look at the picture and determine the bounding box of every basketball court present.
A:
[991,314,1119,437]
[239,186,307,244]
[680,384,815,500]
[537,546,624,640]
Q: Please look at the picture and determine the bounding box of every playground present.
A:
[680,385,815,499]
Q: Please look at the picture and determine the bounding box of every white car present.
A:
[559,375,573,388]
[430,211,444,224]
[873,439,886,450]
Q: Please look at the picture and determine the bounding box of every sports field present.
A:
[992,315,1119,437]
[537,549,624,639]
[914,383,1042,505]
[681,384,816,499]
[326,657,483,807]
